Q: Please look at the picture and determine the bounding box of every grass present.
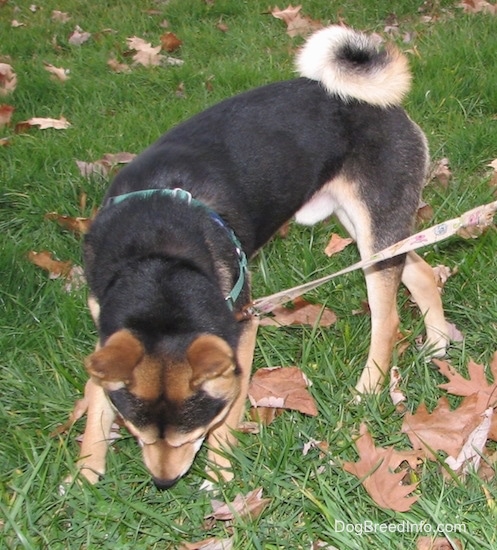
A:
[1,0,497,548]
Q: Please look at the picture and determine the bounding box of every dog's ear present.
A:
[85,329,144,389]
[187,334,236,390]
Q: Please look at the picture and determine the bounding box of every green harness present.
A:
[107,188,248,311]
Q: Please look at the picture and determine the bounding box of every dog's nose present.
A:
[152,475,180,490]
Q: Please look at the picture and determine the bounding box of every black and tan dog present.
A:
[72,26,448,489]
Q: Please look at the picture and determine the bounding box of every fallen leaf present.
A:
[0,63,17,95]
[389,366,407,409]
[324,233,353,257]
[444,407,493,473]
[27,250,72,278]
[0,104,14,126]
[302,438,329,457]
[271,4,322,37]
[76,152,136,178]
[21,116,71,130]
[160,32,182,52]
[446,321,464,342]
[27,251,85,291]
[44,212,92,235]
[457,0,497,14]
[343,424,422,512]
[435,356,497,410]
[402,394,483,460]
[416,536,463,550]
[417,201,434,223]
[44,63,70,81]
[248,366,318,417]
[126,36,163,66]
[68,25,91,46]
[107,58,131,73]
[205,487,270,522]
[430,158,451,188]
[431,264,454,292]
[0,137,10,147]
[259,297,337,327]
[52,10,71,23]
[179,537,234,550]
[11,20,24,28]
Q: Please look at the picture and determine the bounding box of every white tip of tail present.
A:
[296,26,412,107]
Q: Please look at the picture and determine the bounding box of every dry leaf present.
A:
[0,63,17,96]
[76,152,136,178]
[259,297,337,327]
[44,63,70,81]
[402,394,483,460]
[11,20,24,28]
[160,32,182,52]
[324,233,353,257]
[28,250,72,278]
[445,407,493,473]
[44,212,92,235]
[52,10,71,23]
[435,356,497,410]
[0,104,14,126]
[205,488,270,522]
[107,58,131,73]
[416,536,463,550]
[248,366,318,417]
[457,0,497,14]
[430,158,451,188]
[179,537,234,550]
[21,116,71,130]
[389,366,407,408]
[126,36,163,66]
[417,201,434,223]
[343,424,421,512]
[271,4,322,37]
[68,26,91,46]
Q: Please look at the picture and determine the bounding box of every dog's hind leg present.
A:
[355,259,403,394]
[204,317,259,485]
[402,251,448,357]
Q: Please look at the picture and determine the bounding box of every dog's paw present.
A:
[420,329,450,360]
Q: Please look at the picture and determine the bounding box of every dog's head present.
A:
[85,329,240,488]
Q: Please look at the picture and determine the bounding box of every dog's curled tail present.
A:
[296,26,411,107]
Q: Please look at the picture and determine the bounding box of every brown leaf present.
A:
[205,488,270,522]
[51,10,71,23]
[0,63,17,95]
[0,104,14,126]
[271,4,322,37]
[160,32,182,52]
[44,62,70,81]
[28,250,72,278]
[417,201,434,223]
[430,158,451,188]
[107,58,131,73]
[68,25,91,46]
[126,36,163,67]
[457,0,497,14]
[45,212,92,235]
[259,297,337,327]
[179,537,234,550]
[20,116,71,130]
[401,394,483,460]
[416,536,463,550]
[248,366,318,417]
[343,424,422,512]
[435,356,497,410]
[324,233,353,257]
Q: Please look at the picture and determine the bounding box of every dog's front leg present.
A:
[76,378,116,484]
[355,263,402,394]
[205,318,259,484]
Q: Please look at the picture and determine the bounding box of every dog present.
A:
[71,26,448,489]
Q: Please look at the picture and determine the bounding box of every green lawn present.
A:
[1,0,497,548]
